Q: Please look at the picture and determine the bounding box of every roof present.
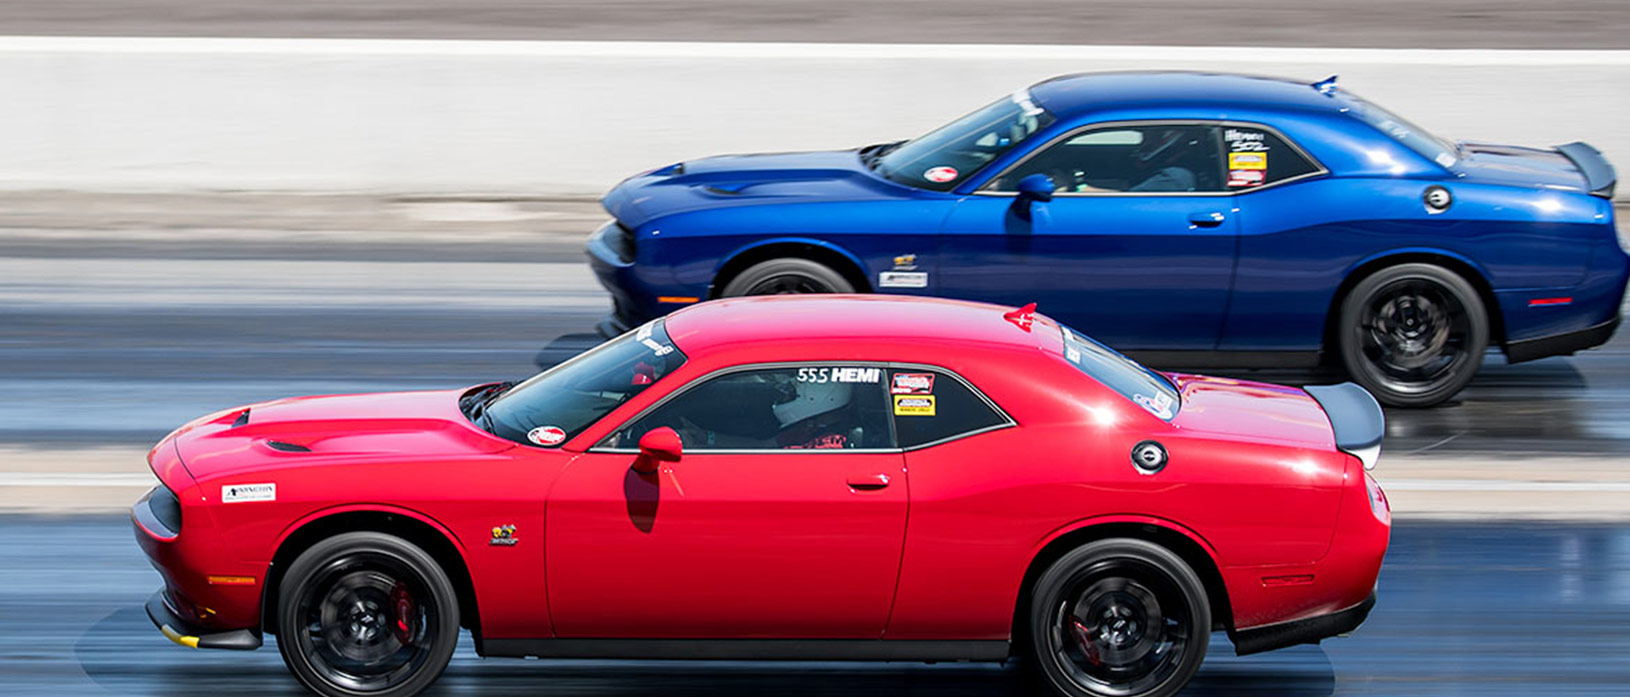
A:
[662,294,1052,356]
[1028,71,1347,119]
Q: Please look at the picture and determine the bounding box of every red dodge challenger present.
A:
[133,295,1390,697]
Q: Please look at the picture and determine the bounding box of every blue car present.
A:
[587,71,1626,406]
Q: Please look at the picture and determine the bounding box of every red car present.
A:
[133,295,1391,697]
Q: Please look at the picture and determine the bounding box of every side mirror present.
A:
[632,427,682,474]
[1016,174,1056,203]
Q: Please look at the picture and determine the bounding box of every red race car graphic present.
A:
[133,295,1389,697]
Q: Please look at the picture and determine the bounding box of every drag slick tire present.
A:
[277,532,459,697]
[720,258,855,297]
[1029,539,1210,697]
[1337,263,1488,408]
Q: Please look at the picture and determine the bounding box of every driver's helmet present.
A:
[773,381,852,427]
[1132,128,1190,166]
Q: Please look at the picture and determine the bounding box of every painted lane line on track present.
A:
[0,473,157,487]
[0,37,1627,66]
[1383,479,1630,492]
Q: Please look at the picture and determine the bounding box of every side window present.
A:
[889,369,1008,448]
[1220,126,1319,189]
[609,365,893,451]
[986,124,1225,194]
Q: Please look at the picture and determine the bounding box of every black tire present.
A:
[1029,539,1210,697]
[719,258,855,297]
[1337,263,1489,408]
[276,532,459,697]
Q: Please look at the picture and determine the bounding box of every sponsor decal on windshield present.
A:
[636,323,674,356]
[1134,393,1175,420]
[923,166,959,183]
[527,426,567,446]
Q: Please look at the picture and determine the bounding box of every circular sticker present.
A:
[923,166,958,183]
[527,426,566,446]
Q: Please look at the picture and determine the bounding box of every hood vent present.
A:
[231,409,251,428]
[264,440,311,453]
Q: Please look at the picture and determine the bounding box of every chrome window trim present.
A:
[588,360,1015,454]
[972,119,1329,198]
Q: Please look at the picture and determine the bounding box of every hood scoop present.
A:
[231,409,251,428]
[263,439,312,453]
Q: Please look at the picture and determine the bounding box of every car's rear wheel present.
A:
[277,532,459,697]
[1029,539,1209,697]
[720,258,855,297]
[1337,263,1488,408]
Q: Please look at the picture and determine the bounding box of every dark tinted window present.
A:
[482,321,685,447]
[1221,126,1320,189]
[889,369,1008,448]
[871,91,1055,192]
[1060,326,1179,421]
[609,365,893,451]
[987,124,1225,193]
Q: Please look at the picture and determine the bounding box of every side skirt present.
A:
[479,638,1011,662]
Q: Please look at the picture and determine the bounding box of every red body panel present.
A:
[133,295,1388,651]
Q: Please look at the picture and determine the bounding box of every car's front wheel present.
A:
[1337,263,1489,408]
[1029,539,1210,697]
[276,532,460,697]
[719,257,855,297]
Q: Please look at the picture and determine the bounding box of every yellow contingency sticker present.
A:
[1228,152,1267,170]
[894,395,936,416]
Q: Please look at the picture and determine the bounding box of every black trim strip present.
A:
[1229,591,1375,656]
[144,590,262,651]
[1504,315,1621,364]
[480,638,1010,662]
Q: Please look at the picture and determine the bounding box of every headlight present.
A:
[140,484,183,536]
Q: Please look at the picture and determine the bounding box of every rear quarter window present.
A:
[889,368,1010,448]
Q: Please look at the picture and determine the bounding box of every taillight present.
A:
[1364,473,1390,523]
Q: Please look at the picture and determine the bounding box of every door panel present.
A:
[938,195,1238,349]
[546,450,908,639]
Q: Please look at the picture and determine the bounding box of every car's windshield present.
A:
[1060,326,1180,421]
[479,321,686,446]
[869,90,1055,192]
[1346,96,1458,169]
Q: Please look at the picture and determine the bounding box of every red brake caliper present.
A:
[1071,618,1102,666]
[391,582,415,644]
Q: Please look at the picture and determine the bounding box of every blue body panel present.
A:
[588,72,1628,359]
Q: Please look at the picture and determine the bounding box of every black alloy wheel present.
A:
[1030,539,1210,697]
[277,532,459,697]
[1338,263,1488,408]
[720,258,856,297]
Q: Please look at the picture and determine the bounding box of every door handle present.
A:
[846,473,891,490]
[1188,211,1226,228]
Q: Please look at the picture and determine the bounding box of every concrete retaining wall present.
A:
[1,37,1625,197]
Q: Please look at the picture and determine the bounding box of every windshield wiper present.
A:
[464,381,516,430]
[859,140,906,170]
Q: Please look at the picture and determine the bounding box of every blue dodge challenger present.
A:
[588,71,1626,406]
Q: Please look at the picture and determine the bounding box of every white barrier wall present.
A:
[1,37,1626,197]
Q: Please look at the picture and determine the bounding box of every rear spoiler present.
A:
[1303,383,1384,470]
[1557,142,1617,199]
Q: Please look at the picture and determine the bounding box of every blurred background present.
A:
[3,2,1630,695]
